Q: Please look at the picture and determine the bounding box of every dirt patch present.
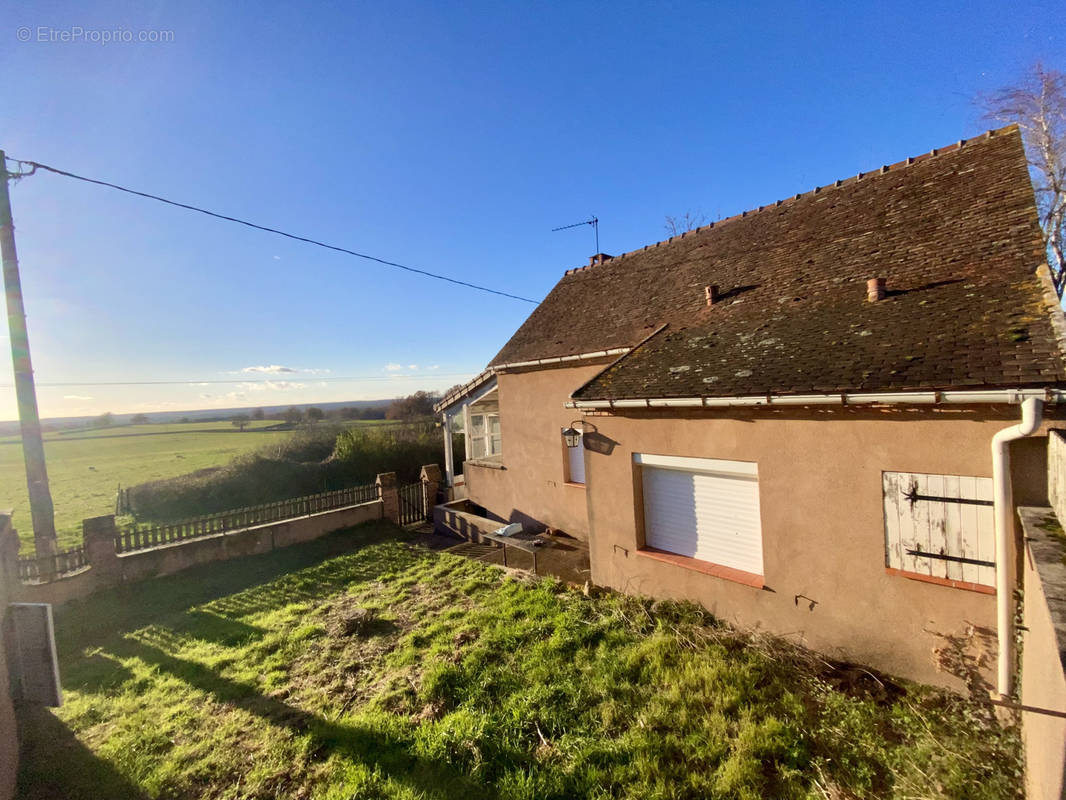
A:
[285,594,412,712]
[329,605,395,638]
[816,661,907,706]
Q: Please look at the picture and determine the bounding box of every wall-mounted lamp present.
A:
[561,422,583,448]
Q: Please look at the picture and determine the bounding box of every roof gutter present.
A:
[495,348,630,371]
[566,388,1064,410]
[434,347,633,413]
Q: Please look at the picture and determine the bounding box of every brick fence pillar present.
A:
[420,464,442,518]
[83,515,121,585]
[0,513,20,597]
[376,472,400,524]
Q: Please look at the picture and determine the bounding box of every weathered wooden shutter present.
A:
[882,471,995,587]
[5,603,62,706]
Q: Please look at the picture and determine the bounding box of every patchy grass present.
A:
[18,521,1022,799]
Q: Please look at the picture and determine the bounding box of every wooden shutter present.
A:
[882,471,995,586]
[638,455,763,575]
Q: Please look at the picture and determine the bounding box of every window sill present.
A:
[563,481,586,489]
[884,567,994,595]
[636,547,764,589]
[465,458,506,471]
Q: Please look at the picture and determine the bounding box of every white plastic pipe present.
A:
[442,413,455,488]
[991,396,1043,697]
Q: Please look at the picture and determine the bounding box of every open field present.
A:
[17,522,1021,800]
[0,422,290,550]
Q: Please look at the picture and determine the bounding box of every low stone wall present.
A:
[14,500,384,607]
[1018,505,1066,800]
[433,498,504,543]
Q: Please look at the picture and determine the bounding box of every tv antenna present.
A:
[552,215,599,254]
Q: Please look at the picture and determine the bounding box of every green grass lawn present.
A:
[17,521,1022,800]
[0,422,290,550]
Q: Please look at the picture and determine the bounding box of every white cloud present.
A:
[63,394,93,401]
[408,364,419,370]
[302,368,332,375]
[429,365,440,370]
[385,363,404,372]
[239,381,305,393]
[242,365,297,374]
[272,255,281,260]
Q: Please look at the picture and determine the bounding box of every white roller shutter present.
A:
[638,454,763,575]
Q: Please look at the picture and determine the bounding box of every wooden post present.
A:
[0,153,57,561]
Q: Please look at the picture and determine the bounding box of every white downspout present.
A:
[991,396,1043,698]
[442,412,455,488]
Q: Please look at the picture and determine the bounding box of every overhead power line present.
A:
[0,371,477,389]
[10,157,538,304]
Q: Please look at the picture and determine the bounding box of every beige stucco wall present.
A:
[462,364,606,540]
[585,405,1054,689]
[460,365,1056,687]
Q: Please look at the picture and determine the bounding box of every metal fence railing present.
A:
[18,545,88,581]
[115,483,380,554]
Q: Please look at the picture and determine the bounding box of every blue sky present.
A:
[0,0,1060,420]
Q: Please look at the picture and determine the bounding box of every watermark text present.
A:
[17,26,174,44]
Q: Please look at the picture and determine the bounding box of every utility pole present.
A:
[0,151,57,559]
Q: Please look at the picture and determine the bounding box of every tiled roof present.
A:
[490,126,1066,400]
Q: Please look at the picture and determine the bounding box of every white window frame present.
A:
[565,430,585,485]
[468,410,502,459]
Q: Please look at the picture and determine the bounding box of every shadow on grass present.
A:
[15,706,149,800]
[113,636,489,799]
[52,520,416,657]
[21,520,485,799]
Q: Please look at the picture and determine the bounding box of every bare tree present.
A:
[981,63,1066,297]
[664,211,708,237]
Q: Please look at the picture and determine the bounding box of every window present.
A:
[468,411,502,459]
[636,454,763,577]
[565,431,585,484]
[882,471,994,589]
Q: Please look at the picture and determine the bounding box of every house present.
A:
[435,124,1066,692]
